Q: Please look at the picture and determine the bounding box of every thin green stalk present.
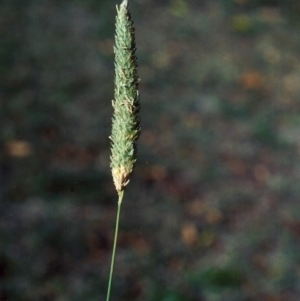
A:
[106,190,124,301]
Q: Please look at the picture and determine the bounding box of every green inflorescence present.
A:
[110,0,140,194]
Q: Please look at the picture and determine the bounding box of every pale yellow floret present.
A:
[112,165,133,193]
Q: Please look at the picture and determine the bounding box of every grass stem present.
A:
[105,190,124,301]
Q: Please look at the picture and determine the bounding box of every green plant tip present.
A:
[121,0,128,7]
[110,0,140,194]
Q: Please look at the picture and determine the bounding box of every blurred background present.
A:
[1,0,300,300]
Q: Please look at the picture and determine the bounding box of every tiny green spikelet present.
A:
[110,0,140,194]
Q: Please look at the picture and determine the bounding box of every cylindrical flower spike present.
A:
[110,0,140,194]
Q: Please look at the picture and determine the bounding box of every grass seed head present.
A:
[110,0,140,194]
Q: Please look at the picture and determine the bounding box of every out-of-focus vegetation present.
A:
[1,0,300,300]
